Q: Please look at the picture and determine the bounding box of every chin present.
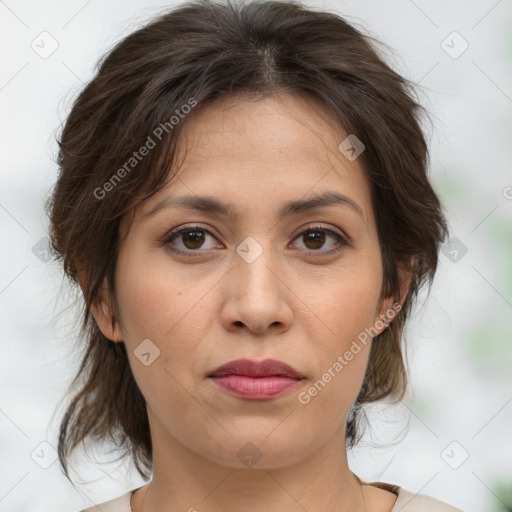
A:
[188,428,315,469]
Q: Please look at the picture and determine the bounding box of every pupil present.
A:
[180,230,326,251]
[184,230,204,249]
[306,231,324,249]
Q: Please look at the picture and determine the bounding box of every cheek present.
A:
[114,243,202,341]
[305,254,383,346]
[296,253,382,401]
[113,243,215,387]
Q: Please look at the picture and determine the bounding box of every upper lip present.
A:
[208,358,305,379]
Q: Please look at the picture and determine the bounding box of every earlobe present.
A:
[375,260,413,334]
[77,269,123,342]
[90,292,124,342]
[374,296,402,336]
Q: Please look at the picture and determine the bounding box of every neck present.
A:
[133,408,366,512]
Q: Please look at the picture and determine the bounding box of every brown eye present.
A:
[180,229,206,250]
[303,230,326,250]
[292,226,348,254]
[161,224,349,258]
[162,225,221,255]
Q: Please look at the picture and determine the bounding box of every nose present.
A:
[220,238,294,335]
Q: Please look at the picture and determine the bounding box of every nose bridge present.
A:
[225,234,293,334]
[234,235,276,294]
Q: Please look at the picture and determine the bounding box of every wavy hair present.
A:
[47,0,449,480]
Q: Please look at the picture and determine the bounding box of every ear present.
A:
[374,259,413,336]
[77,269,123,342]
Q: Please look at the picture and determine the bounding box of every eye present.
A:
[160,223,349,257]
[160,225,222,255]
[290,225,349,255]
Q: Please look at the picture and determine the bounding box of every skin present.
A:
[88,91,410,512]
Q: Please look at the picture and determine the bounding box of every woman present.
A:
[47,0,463,510]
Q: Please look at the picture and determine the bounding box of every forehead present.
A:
[134,92,374,227]
[179,91,354,167]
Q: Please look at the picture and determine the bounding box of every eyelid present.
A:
[159,223,223,248]
[289,224,350,254]
[291,223,350,244]
[160,222,350,255]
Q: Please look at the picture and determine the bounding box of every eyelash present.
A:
[159,224,350,258]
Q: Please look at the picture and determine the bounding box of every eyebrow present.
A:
[142,190,364,221]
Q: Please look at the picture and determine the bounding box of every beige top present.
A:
[81,481,465,511]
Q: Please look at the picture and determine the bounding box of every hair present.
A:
[47,0,449,481]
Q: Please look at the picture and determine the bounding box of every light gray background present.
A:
[1,0,511,511]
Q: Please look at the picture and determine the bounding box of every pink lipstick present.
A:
[208,358,304,400]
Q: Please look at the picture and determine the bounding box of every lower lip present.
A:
[209,375,302,400]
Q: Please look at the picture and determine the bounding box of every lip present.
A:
[208,358,305,401]
[208,358,304,379]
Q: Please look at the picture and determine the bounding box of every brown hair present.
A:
[47,0,448,481]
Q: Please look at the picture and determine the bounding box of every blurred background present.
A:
[0,0,511,510]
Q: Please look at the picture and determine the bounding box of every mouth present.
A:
[208,358,305,379]
[208,358,305,400]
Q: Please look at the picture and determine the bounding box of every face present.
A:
[94,92,398,469]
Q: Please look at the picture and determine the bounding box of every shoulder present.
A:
[80,489,133,512]
[392,485,465,512]
[363,479,465,512]
[79,483,465,512]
